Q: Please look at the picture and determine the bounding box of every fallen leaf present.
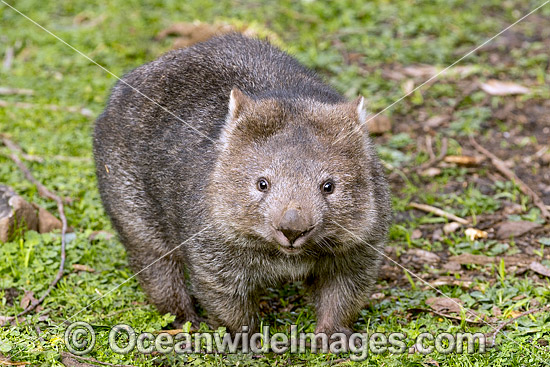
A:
[371,292,385,300]
[403,248,440,265]
[508,310,523,318]
[465,228,488,241]
[424,115,449,129]
[19,291,37,310]
[529,261,550,278]
[420,167,442,177]
[443,222,462,234]
[411,229,422,240]
[402,79,415,94]
[367,115,392,134]
[426,297,463,314]
[448,253,494,265]
[492,306,502,317]
[403,65,438,78]
[72,264,95,273]
[480,80,530,96]
[496,221,541,239]
[442,261,461,272]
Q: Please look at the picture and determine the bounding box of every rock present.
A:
[0,185,39,243]
[495,221,542,239]
[37,206,62,233]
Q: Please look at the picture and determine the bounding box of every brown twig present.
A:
[60,353,137,367]
[415,137,448,173]
[491,305,550,347]
[0,135,68,318]
[408,202,469,225]
[470,136,550,221]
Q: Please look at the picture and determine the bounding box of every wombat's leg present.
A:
[192,279,259,334]
[128,252,200,328]
[308,266,376,336]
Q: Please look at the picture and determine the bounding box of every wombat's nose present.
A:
[278,208,311,244]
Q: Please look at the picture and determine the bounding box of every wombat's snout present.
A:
[274,203,314,249]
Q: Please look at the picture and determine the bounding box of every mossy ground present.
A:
[1,0,550,365]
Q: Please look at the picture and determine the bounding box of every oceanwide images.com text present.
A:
[65,322,487,361]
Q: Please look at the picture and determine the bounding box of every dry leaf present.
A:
[72,264,95,273]
[420,167,442,177]
[367,115,392,134]
[529,261,550,278]
[443,222,462,234]
[465,228,488,241]
[480,80,530,96]
[426,297,463,314]
[508,310,523,318]
[496,221,541,239]
[411,229,422,240]
[403,65,438,78]
[403,248,440,265]
[402,79,415,94]
[424,115,449,129]
[19,291,37,310]
[449,253,494,265]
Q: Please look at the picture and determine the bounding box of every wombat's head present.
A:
[208,88,390,256]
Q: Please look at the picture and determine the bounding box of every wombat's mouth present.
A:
[271,225,315,255]
[278,245,303,255]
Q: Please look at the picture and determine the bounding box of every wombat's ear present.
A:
[228,87,252,120]
[352,96,368,126]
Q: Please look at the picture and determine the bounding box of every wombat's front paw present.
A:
[315,326,363,351]
[170,315,208,331]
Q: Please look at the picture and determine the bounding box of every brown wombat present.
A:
[93,34,391,336]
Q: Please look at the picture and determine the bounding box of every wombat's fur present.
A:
[93,34,391,336]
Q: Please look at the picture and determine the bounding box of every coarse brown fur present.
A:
[93,34,391,336]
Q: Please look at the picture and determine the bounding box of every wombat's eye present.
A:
[321,180,335,194]
[257,178,270,192]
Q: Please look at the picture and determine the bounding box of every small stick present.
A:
[426,135,436,160]
[470,136,550,221]
[491,305,550,347]
[0,87,34,96]
[0,135,68,318]
[34,325,45,343]
[415,137,448,173]
[408,202,469,225]
[0,99,93,117]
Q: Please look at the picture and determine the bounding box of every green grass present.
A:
[1,0,550,365]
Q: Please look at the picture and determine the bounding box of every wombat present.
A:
[93,34,391,336]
